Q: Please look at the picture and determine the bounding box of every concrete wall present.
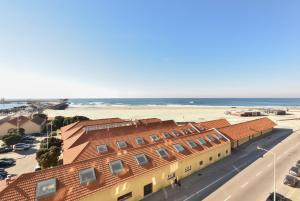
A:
[80,142,231,201]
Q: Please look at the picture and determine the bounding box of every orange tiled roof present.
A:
[196,119,231,129]
[219,117,276,141]
[0,126,229,201]
[137,118,162,124]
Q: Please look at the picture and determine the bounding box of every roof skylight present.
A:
[134,154,149,165]
[163,132,172,139]
[186,140,198,148]
[172,130,181,137]
[156,148,169,158]
[197,138,207,145]
[109,160,124,174]
[36,178,57,199]
[96,144,108,153]
[206,135,216,142]
[150,134,160,142]
[173,144,185,153]
[79,168,96,185]
[116,140,128,149]
[135,137,145,145]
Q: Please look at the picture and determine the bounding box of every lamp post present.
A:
[257,146,276,201]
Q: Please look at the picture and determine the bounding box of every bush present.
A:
[50,131,57,136]
[40,137,62,150]
[7,128,25,136]
[2,133,22,146]
[36,146,61,169]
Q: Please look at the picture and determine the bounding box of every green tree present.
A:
[33,113,48,120]
[51,116,65,131]
[63,116,89,126]
[40,137,63,150]
[2,134,22,146]
[7,128,25,136]
[36,146,61,169]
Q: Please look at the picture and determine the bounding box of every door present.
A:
[144,183,153,196]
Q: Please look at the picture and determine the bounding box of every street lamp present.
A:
[257,146,276,201]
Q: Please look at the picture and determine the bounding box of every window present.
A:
[206,135,216,142]
[150,134,160,142]
[117,192,132,201]
[173,144,185,153]
[163,132,172,139]
[181,129,189,135]
[36,178,57,199]
[96,144,108,153]
[167,172,176,180]
[156,148,169,158]
[186,140,198,148]
[109,160,124,174]
[209,157,213,161]
[79,168,96,185]
[215,133,224,140]
[218,153,221,158]
[172,130,181,137]
[135,154,148,165]
[185,165,192,172]
[199,161,203,166]
[135,137,145,145]
[117,140,127,149]
[197,138,207,145]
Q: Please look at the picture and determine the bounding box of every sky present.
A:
[0,0,299,98]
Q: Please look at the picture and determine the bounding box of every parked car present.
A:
[34,164,41,171]
[0,158,16,164]
[283,175,298,187]
[296,160,300,168]
[0,171,7,180]
[0,160,14,168]
[289,166,300,177]
[13,143,31,151]
[0,146,13,153]
[266,192,291,201]
[21,136,35,144]
[0,168,6,172]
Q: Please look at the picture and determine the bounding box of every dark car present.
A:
[283,175,298,187]
[0,172,7,180]
[0,160,12,168]
[0,158,16,164]
[266,192,291,201]
[289,166,300,177]
[296,160,300,168]
[0,146,13,153]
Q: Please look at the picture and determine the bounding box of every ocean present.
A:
[68,98,300,108]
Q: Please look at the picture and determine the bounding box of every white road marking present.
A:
[224,195,231,201]
[241,182,249,188]
[233,165,240,172]
[255,171,263,177]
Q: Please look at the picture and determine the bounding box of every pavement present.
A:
[144,128,298,201]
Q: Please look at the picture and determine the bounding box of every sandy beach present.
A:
[44,106,300,130]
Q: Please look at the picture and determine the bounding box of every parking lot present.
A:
[0,136,46,177]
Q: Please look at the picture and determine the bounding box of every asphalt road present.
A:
[204,130,300,201]
[144,128,297,201]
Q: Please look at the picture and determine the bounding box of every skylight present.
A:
[173,144,185,153]
[215,133,223,140]
[96,144,108,153]
[135,154,149,165]
[116,140,128,149]
[36,178,57,199]
[135,137,145,145]
[206,135,216,142]
[197,138,207,145]
[182,129,190,135]
[150,134,160,142]
[79,168,96,185]
[186,140,198,148]
[109,160,124,174]
[172,130,181,137]
[163,132,172,139]
[189,128,196,133]
[156,148,169,158]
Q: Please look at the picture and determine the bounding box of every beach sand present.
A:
[44,106,300,130]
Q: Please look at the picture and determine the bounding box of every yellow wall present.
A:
[81,142,231,201]
[0,122,14,137]
[0,121,43,137]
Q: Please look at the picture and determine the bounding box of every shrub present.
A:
[36,146,61,169]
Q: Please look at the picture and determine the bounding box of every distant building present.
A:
[228,110,262,117]
[0,115,46,137]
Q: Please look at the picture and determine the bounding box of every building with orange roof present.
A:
[194,118,231,130]
[0,118,231,201]
[219,117,276,148]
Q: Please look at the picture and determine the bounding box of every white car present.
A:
[13,143,31,151]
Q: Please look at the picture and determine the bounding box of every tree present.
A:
[8,128,25,136]
[33,113,48,120]
[51,116,65,131]
[63,116,89,126]
[2,134,22,146]
[40,137,62,150]
[36,146,61,169]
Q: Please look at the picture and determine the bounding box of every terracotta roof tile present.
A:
[196,119,231,129]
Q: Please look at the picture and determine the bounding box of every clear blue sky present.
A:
[0,0,299,98]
